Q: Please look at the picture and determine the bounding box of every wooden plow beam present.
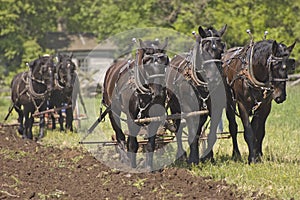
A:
[79,135,177,146]
[133,110,209,124]
[32,105,72,117]
[81,110,209,145]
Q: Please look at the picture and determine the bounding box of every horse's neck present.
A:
[248,48,269,83]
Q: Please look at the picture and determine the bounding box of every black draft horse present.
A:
[222,38,296,163]
[49,53,81,132]
[102,38,169,170]
[11,55,54,139]
[166,25,227,164]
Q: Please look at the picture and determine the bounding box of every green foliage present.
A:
[1,0,300,83]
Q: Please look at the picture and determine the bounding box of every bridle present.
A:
[134,51,168,94]
[55,59,75,90]
[30,59,54,86]
[267,55,288,82]
[191,34,225,86]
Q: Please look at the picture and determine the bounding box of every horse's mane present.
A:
[252,39,288,62]
[252,40,273,61]
[205,26,219,37]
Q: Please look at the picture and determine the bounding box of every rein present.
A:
[15,70,49,113]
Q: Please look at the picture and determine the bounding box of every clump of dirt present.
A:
[0,127,265,199]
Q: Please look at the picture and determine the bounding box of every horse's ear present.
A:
[198,26,207,38]
[272,40,278,55]
[69,52,73,58]
[287,41,296,55]
[27,61,35,69]
[219,24,227,37]
[139,39,146,49]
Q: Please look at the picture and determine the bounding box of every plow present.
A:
[80,107,242,152]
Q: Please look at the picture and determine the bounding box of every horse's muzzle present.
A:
[274,96,286,104]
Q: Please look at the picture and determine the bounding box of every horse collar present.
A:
[246,44,272,90]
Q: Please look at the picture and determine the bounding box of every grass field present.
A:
[1,84,299,199]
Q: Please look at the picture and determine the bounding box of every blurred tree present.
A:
[0,0,57,82]
[1,0,300,85]
[202,0,299,58]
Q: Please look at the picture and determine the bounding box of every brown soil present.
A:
[0,127,265,200]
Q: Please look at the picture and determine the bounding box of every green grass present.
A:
[1,85,300,199]
[190,85,300,199]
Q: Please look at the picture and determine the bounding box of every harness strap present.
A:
[27,70,48,113]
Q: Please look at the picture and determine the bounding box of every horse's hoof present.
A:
[248,157,256,164]
[18,128,24,135]
[232,154,242,162]
[188,157,199,165]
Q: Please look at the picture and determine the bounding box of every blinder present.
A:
[141,53,168,83]
[35,58,54,86]
[267,54,293,83]
[201,36,226,51]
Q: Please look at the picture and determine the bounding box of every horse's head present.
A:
[251,40,296,104]
[193,25,227,84]
[198,25,227,59]
[269,40,296,103]
[136,38,169,98]
[55,53,76,89]
[29,55,54,91]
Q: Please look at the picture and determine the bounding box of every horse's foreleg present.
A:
[51,112,56,130]
[187,115,202,164]
[23,106,32,139]
[109,110,128,164]
[226,99,241,160]
[169,99,186,162]
[127,121,140,168]
[58,110,64,131]
[65,107,73,132]
[251,103,271,161]
[38,114,45,139]
[145,134,155,171]
[175,119,186,161]
[238,102,255,164]
[199,114,215,162]
[15,105,24,135]
[23,114,34,140]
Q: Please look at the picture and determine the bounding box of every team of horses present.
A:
[10,25,296,171]
[10,53,80,140]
